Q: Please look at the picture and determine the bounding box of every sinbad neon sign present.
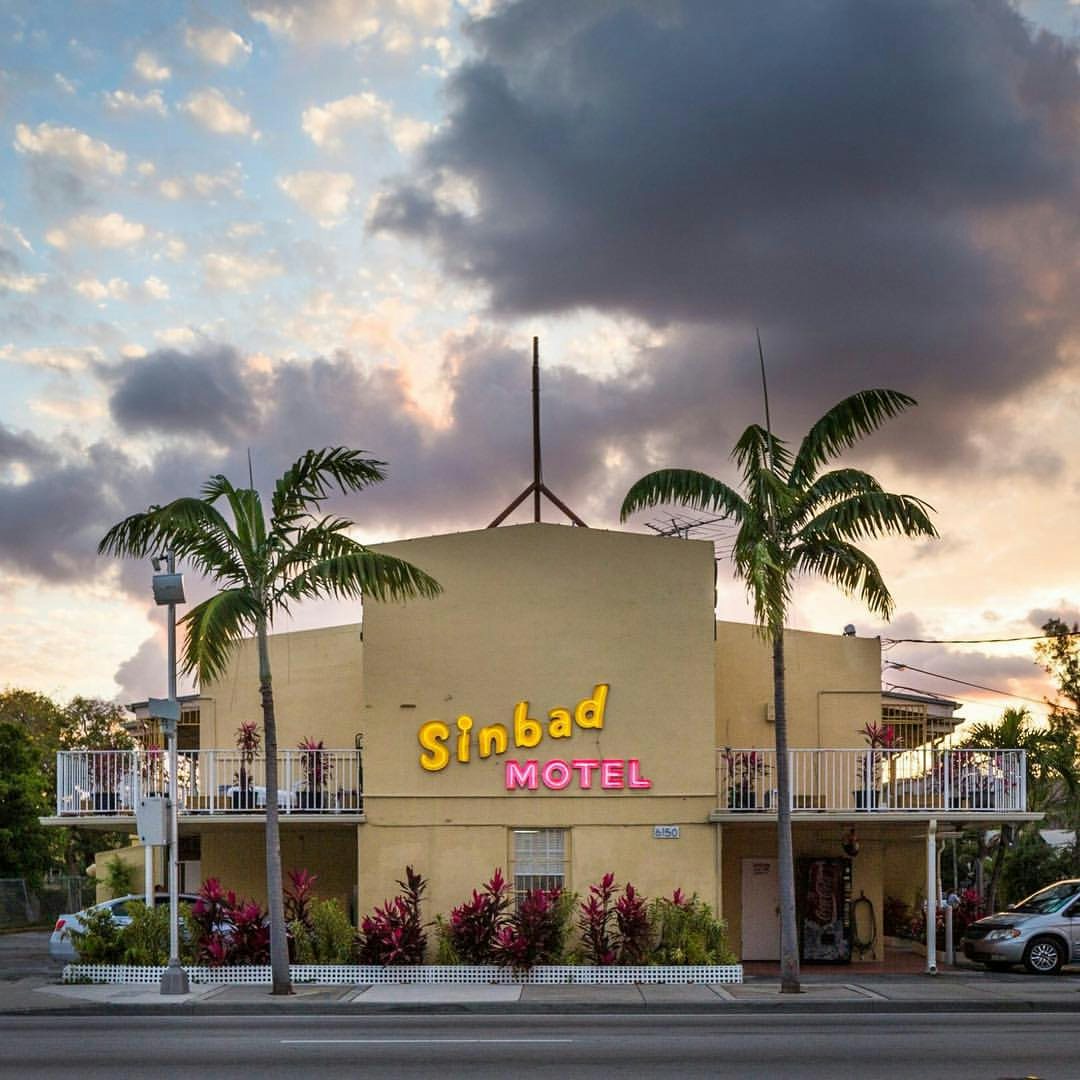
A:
[416,683,652,792]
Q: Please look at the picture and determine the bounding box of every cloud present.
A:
[1027,606,1080,630]
[157,165,243,200]
[202,251,283,290]
[182,88,257,138]
[371,0,1080,475]
[185,26,253,65]
[103,88,168,115]
[46,211,146,249]
[0,271,45,294]
[113,635,167,704]
[142,275,170,300]
[14,121,127,175]
[74,276,130,302]
[302,91,432,153]
[278,170,355,226]
[108,344,262,438]
[249,0,451,46]
[134,50,171,81]
[8,344,104,373]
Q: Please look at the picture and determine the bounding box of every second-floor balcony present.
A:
[716,747,1028,816]
[54,749,363,819]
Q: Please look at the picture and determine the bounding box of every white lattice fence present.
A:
[64,963,743,986]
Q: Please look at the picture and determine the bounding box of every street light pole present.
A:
[155,550,189,996]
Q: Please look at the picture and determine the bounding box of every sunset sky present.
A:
[0,0,1078,728]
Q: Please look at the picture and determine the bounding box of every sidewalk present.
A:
[4,968,1080,1016]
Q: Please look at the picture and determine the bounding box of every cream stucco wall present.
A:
[715,621,881,749]
[200,623,363,751]
[200,826,358,915]
[351,523,719,926]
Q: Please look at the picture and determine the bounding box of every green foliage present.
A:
[433,917,461,964]
[290,900,355,964]
[59,698,135,752]
[620,389,936,636]
[648,892,735,965]
[69,905,124,963]
[1036,618,1080,721]
[120,901,169,966]
[999,831,1076,907]
[104,856,136,900]
[308,899,356,963]
[0,722,52,886]
[97,447,443,685]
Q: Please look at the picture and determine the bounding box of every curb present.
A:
[5,999,1080,1018]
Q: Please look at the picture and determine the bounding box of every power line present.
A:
[882,682,1054,722]
[883,630,1080,646]
[884,661,1062,709]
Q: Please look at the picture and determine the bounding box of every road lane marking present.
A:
[281,1038,574,1045]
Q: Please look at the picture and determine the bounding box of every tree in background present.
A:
[0,723,52,887]
[622,388,936,992]
[1036,618,1080,724]
[0,690,132,878]
[963,706,1079,912]
[99,447,441,995]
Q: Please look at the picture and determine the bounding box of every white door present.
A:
[741,857,780,960]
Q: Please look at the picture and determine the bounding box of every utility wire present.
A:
[883,630,1080,645]
[885,661,1061,709]
[882,682,1054,722]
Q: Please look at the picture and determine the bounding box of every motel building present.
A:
[43,521,1038,966]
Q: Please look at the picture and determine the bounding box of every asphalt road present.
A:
[2,1012,1078,1079]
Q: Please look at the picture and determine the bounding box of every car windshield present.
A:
[1014,881,1080,914]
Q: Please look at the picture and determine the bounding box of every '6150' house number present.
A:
[653,825,680,840]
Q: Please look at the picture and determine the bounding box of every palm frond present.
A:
[179,589,261,684]
[731,424,792,484]
[280,548,442,605]
[800,491,938,543]
[619,469,746,521]
[271,448,388,525]
[792,538,894,619]
[737,536,790,635]
[98,498,248,584]
[790,390,917,486]
[787,469,884,527]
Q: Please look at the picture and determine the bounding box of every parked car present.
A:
[963,879,1080,974]
[49,893,199,962]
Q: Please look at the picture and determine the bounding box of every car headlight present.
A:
[985,928,1022,941]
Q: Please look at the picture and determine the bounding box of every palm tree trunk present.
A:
[773,631,801,993]
[258,618,292,996]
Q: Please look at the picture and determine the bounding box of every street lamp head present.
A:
[152,573,186,606]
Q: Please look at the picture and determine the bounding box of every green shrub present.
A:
[104,856,135,900]
[433,916,461,964]
[290,919,315,964]
[309,899,355,963]
[69,905,124,963]
[648,891,735,965]
[120,901,169,966]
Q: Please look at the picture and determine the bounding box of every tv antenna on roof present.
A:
[488,337,587,528]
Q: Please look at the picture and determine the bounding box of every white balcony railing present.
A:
[717,748,1027,814]
[55,749,363,817]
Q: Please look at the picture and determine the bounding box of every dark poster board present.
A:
[796,857,852,963]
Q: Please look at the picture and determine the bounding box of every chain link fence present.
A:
[0,876,94,927]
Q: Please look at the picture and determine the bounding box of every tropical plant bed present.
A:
[63,963,743,986]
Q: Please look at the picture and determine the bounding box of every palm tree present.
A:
[99,447,441,994]
[963,706,1079,912]
[621,389,937,992]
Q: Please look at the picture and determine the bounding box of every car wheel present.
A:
[1023,936,1065,975]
